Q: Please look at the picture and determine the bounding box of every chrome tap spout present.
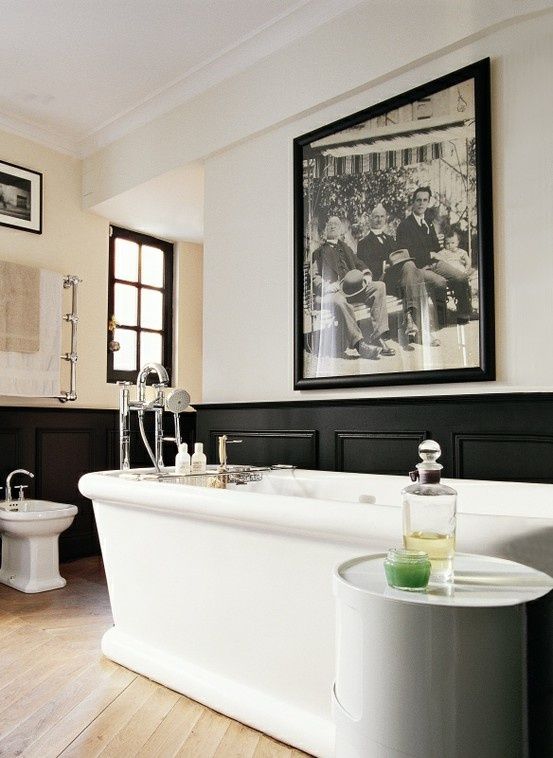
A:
[137,363,169,403]
[6,469,34,502]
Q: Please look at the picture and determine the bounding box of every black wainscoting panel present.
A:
[336,431,427,474]
[195,393,553,485]
[454,433,553,482]
[36,428,95,501]
[0,407,120,561]
[106,428,118,470]
[0,429,22,490]
[208,430,318,469]
[36,428,97,560]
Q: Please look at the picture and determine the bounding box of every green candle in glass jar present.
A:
[384,548,431,591]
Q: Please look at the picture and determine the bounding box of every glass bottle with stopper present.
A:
[402,440,457,583]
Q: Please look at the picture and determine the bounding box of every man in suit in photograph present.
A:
[311,216,395,359]
[396,186,473,325]
[356,203,429,341]
[356,203,396,281]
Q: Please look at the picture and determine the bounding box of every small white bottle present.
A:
[191,442,207,484]
[174,443,190,476]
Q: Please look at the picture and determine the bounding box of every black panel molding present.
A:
[454,433,553,482]
[36,427,96,496]
[195,393,553,484]
[336,431,427,474]
[208,430,318,469]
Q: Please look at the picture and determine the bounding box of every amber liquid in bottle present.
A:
[403,531,456,582]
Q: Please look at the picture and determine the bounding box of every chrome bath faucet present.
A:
[118,363,191,471]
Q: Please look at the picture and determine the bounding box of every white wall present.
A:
[202,11,553,401]
[83,1,553,207]
[80,0,553,403]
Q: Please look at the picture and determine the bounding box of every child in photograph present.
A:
[434,230,472,274]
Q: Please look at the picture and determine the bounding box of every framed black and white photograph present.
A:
[0,159,42,234]
[294,59,494,389]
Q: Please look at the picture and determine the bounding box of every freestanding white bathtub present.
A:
[79,468,553,757]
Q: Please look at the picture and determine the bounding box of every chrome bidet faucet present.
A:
[5,469,34,502]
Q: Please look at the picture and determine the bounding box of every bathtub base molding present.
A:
[102,627,334,757]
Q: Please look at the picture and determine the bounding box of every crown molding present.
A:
[0,0,363,159]
[76,0,364,157]
[0,111,80,157]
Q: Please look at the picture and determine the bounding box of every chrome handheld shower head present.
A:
[165,389,191,449]
[165,388,191,414]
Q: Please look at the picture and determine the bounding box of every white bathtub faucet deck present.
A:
[79,468,553,758]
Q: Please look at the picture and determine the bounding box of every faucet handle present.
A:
[217,435,243,469]
[14,485,28,501]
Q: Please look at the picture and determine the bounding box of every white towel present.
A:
[0,269,62,397]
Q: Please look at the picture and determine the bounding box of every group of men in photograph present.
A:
[311,186,476,361]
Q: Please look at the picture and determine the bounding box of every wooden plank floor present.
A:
[0,556,312,757]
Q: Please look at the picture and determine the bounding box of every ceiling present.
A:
[1,0,362,242]
[2,2,548,243]
[0,0,362,157]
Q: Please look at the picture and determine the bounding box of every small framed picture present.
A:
[0,159,42,234]
[294,59,494,389]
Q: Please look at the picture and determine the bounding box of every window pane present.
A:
[141,289,163,330]
[140,331,162,366]
[114,283,138,325]
[115,239,139,282]
[113,328,137,371]
[141,245,164,287]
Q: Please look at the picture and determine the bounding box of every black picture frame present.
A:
[294,59,494,390]
[0,159,42,234]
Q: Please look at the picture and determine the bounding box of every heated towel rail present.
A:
[59,274,81,402]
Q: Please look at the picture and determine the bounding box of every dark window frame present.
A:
[107,225,174,384]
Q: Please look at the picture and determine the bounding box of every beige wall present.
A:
[175,241,203,403]
[0,129,115,408]
[0,130,204,408]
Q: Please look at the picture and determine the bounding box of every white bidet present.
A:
[0,500,78,593]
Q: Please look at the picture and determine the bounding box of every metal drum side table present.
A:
[333,553,553,758]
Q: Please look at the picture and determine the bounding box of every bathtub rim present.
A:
[80,467,553,520]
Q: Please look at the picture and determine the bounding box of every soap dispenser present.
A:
[402,440,457,583]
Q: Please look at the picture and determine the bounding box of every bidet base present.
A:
[0,534,66,593]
